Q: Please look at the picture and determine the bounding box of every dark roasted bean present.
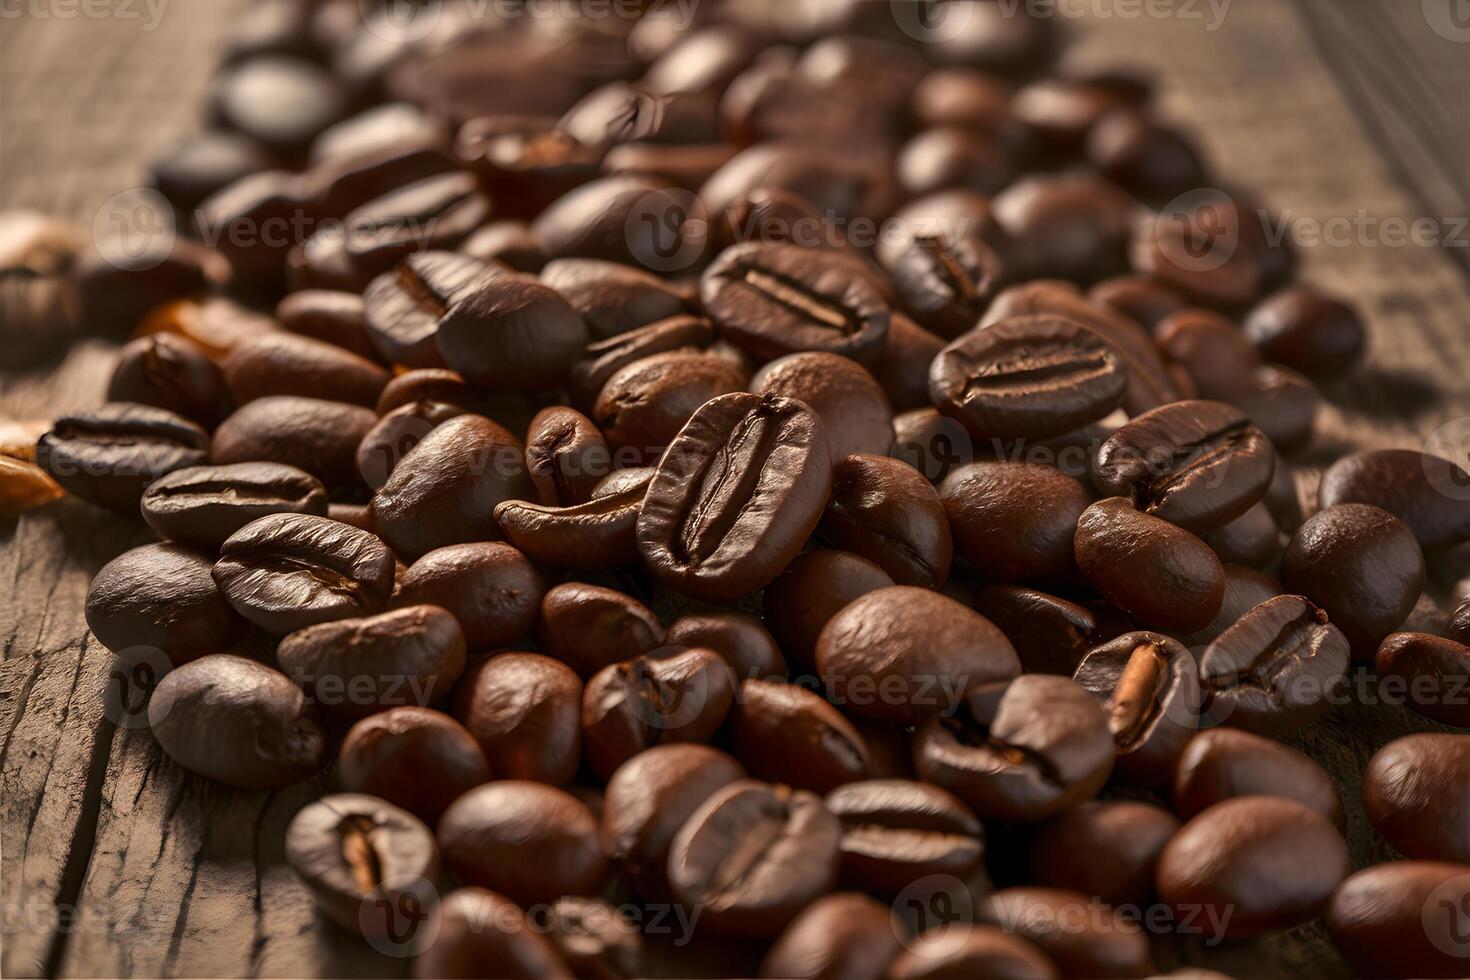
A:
[890,407,974,484]
[1202,501,1279,568]
[142,462,327,549]
[974,585,1099,676]
[540,258,690,340]
[758,892,904,980]
[1377,632,1470,728]
[414,888,572,980]
[494,468,651,571]
[355,400,467,490]
[361,251,493,368]
[395,542,543,651]
[535,583,664,679]
[1319,449,1470,550]
[452,652,582,786]
[1173,728,1344,826]
[338,707,491,822]
[524,407,610,507]
[276,289,382,362]
[436,273,591,392]
[1073,631,1200,786]
[887,924,1060,980]
[819,453,952,588]
[223,331,391,408]
[824,779,984,895]
[1030,800,1180,908]
[594,351,749,465]
[764,549,895,670]
[871,313,947,412]
[729,679,870,794]
[1327,862,1470,979]
[751,352,895,459]
[108,334,231,428]
[941,461,1092,584]
[979,887,1153,977]
[665,612,787,682]
[212,395,377,492]
[1363,734,1470,863]
[1244,287,1366,379]
[38,403,209,512]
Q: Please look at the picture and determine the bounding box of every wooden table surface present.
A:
[4,3,1470,978]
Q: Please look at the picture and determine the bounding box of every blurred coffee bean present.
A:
[211,395,376,493]
[108,333,231,428]
[1173,727,1344,827]
[1364,734,1470,862]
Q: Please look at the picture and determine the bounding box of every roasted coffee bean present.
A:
[1452,596,1470,646]
[751,353,895,461]
[435,273,591,392]
[638,393,833,602]
[1130,196,1265,310]
[1197,595,1349,734]
[303,137,460,220]
[1073,632,1200,786]
[538,896,643,980]
[1154,309,1263,402]
[1074,498,1225,633]
[594,351,749,465]
[877,188,999,270]
[1244,287,1366,379]
[667,780,841,937]
[37,404,209,512]
[978,887,1153,978]
[356,400,467,490]
[1319,449,1470,550]
[764,549,895,669]
[362,251,493,368]
[276,289,381,363]
[338,707,491,822]
[665,612,787,682]
[758,892,904,980]
[223,331,391,408]
[75,228,230,333]
[149,653,325,787]
[524,407,610,507]
[1202,501,1278,568]
[729,679,869,794]
[819,453,952,587]
[211,395,376,492]
[700,242,890,364]
[194,170,310,297]
[437,781,608,907]
[973,585,1098,676]
[1177,563,1282,647]
[1093,400,1276,534]
[536,583,664,679]
[540,258,689,340]
[493,469,652,571]
[1157,796,1351,938]
[209,56,347,161]
[871,313,947,412]
[370,414,534,562]
[568,315,717,409]
[1363,734,1470,863]
[1232,364,1320,453]
[1377,632,1470,727]
[1090,274,1189,334]
[911,67,1027,147]
[1173,728,1344,827]
[819,586,1019,724]
[601,744,747,902]
[213,514,394,634]
[992,173,1135,283]
[884,230,1003,341]
[150,130,275,216]
[532,174,685,265]
[890,407,974,483]
[582,648,735,779]
[1282,503,1425,659]
[941,461,1092,584]
[1030,800,1179,908]
[930,315,1127,441]
[396,543,543,650]
[373,368,477,416]
[823,779,984,895]
[1011,77,1131,156]
[107,334,230,428]
[461,221,546,273]
[1327,862,1470,979]
[85,543,244,668]
[913,676,1115,822]
[416,887,573,980]
[1087,110,1208,200]
[285,794,440,941]
[897,125,1016,199]
[454,115,598,220]
[277,604,465,721]
[453,652,582,785]
[137,295,279,361]
[887,924,1060,980]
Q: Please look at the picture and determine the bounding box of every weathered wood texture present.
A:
[3,2,1470,978]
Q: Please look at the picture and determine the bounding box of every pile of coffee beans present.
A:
[9,1,1470,976]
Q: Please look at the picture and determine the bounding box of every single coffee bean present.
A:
[536,583,664,678]
[149,653,325,787]
[1173,728,1344,827]
[930,315,1127,441]
[525,407,610,507]
[751,352,895,460]
[1177,563,1282,647]
[1327,862,1470,979]
[434,273,591,392]
[1363,734,1470,863]
[85,542,245,668]
[222,332,390,409]
[1074,498,1225,633]
[913,676,1115,823]
[992,172,1135,282]
[729,679,870,794]
[453,652,582,785]
[758,892,904,980]
[1319,449,1470,550]
[1153,309,1263,403]
[1202,501,1279,568]
[1087,110,1207,200]
[285,793,440,941]
[461,221,546,273]
[437,781,608,907]
[1030,800,1180,908]
[582,647,735,780]
[1073,631,1200,786]
[978,887,1154,978]
[1093,400,1276,534]
[277,604,465,721]
[1452,594,1470,646]
[1090,274,1189,334]
[540,258,690,340]
[700,242,890,364]
[1130,195,1265,310]
[142,463,328,549]
[818,453,952,588]
[870,313,947,413]
[414,887,573,980]
[1156,796,1351,938]
[601,744,747,902]
[764,549,895,669]
[567,314,717,409]
[1377,632,1470,728]
[276,289,382,363]
[665,612,787,682]
[361,251,493,368]
[668,779,842,937]
[1231,363,1320,453]
[823,779,984,895]
[213,513,395,634]
[897,125,1016,198]
[883,228,1003,339]
[973,585,1099,676]
[531,174,684,265]
[1197,595,1349,734]
[493,469,652,571]
[0,451,64,516]
[37,403,209,512]
[211,395,377,492]
[151,130,275,216]
[375,368,481,416]
[107,334,231,429]
[890,407,974,483]
[1244,287,1366,379]
[355,400,467,490]
[396,542,543,650]
[1281,503,1425,659]
[941,461,1092,584]
[338,707,491,822]
[887,924,1060,980]
[638,392,833,602]
[594,351,749,465]
[370,414,534,562]
[210,56,348,161]
[537,896,643,980]
[454,113,598,219]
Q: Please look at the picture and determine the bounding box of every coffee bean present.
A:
[890,407,974,483]
[884,230,1003,342]
[897,125,1016,199]
[823,779,984,895]
[973,585,1099,676]
[1130,196,1265,310]
[1363,734,1470,863]
[436,273,591,392]
[1074,498,1225,633]
[437,781,608,907]
[37,403,209,512]
[277,604,465,721]
[667,780,842,937]
[1244,287,1366,379]
[888,924,1059,980]
[869,313,947,413]
[1157,796,1351,938]
[1087,110,1207,200]
[1197,595,1349,734]
[0,450,64,516]
[284,794,439,940]
[750,352,895,459]
[532,174,684,265]
[1073,631,1200,786]
[1202,501,1279,568]
[1233,364,1320,453]
[85,543,245,668]
[992,173,1135,282]
[362,251,493,368]
[1377,632,1470,728]
[1090,274,1189,334]
[524,407,610,507]
[493,470,651,571]
[978,887,1154,978]
[758,892,904,980]
[395,542,543,650]
[638,392,833,602]
[210,56,348,162]
[195,170,311,297]
[1177,563,1282,647]
[538,896,643,980]
[304,139,460,220]
[108,334,231,428]
[213,514,394,634]
[223,331,391,408]
[211,395,377,493]
[149,653,325,787]
[568,314,718,409]
[1282,503,1425,659]
[764,549,895,669]
[914,676,1115,822]
[138,295,280,361]
[151,130,275,216]
[911,68,1028,149]
[1173,728,1344,827]
[338,707,490,822]
[536,583,664,679]
[356,400,467,490]
[415,887,573,980]
[373,368,476,416]
[1154,309,1263,403]
[941,461,1092,584]
[540,258,690,340]
[1011,77,1132,157]
[453,652,582,785]
[595,351,749,465]
[455,116,598,221]
[1093,400,1276,534]
[1327,862,1470,979]
[461,222,546,273]
[1319,449,1470,550]
[730,679,870,794]
[1030,800,1179,908]
[275,289,381,362]
[819,453,952,588]
[665,612,787,682]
